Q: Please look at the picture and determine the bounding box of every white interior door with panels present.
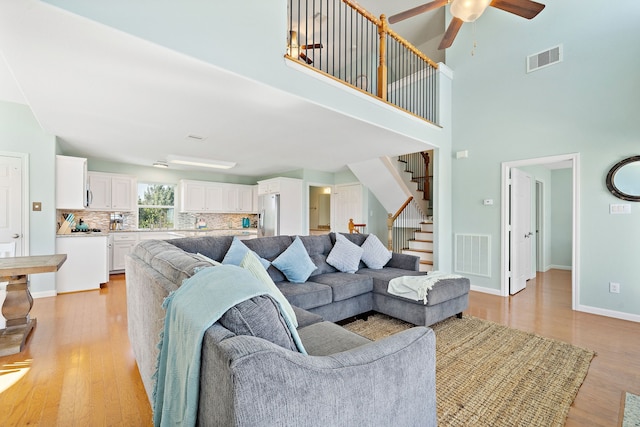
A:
[334,183,363,234]
[0,155,23,256]
[509,168,533,295]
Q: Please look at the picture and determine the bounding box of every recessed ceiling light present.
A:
[166,155,236,170]
[153,161,169,168]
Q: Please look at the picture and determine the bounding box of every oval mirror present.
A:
[606,156,640,201]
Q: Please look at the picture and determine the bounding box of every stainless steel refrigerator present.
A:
[258,193,280,237]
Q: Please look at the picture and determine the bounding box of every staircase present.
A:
[402,220,434,272]
[396,151,434,272]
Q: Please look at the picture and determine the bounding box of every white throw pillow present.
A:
[360,234,392,269]
[326,233,364,274]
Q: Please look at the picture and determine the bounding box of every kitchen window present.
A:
[138,183,175,229]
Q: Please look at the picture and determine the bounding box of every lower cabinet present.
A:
[110,233,138,273]
[56,235,109,293]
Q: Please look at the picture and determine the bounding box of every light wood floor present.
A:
[0,269,637,426]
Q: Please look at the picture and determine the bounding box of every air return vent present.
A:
[527,44,562,73]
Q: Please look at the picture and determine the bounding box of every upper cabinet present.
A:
[178,180,255,213]
[87,172,136,211]
[56,155,88,210]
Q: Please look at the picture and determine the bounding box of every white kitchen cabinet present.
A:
[110,233,139,272]
[56,155,87,210]
[179,180,253,213]
[222,184,254,212]
[88,172,136,211]
[56,235,109,293]
[179,180,223,212]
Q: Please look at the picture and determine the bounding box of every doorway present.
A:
[501,153,580,310]
[308,185,332,235]
[0,154,26,256]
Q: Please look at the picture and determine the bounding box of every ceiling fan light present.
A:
[450,0,491,22]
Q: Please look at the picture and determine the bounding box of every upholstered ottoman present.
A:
[360,268,471,326]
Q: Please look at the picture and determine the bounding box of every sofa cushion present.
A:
[272,236,317,283]
[239,251,297,327]
[310,272,373,302]
[326,233,364,274]
[297,321,371,356]
[360,234,392,269]
[275,280,332,310]
[363,268,470,306]
[222,237,270,269]
[292,305,324,328]
[298,234,338,277]
[219,295,298,352]
[168,235,233,262]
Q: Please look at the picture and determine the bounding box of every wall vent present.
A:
[454,234,491,277]
[527,44,563,73]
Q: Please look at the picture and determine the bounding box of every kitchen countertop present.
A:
[57,228,258,237]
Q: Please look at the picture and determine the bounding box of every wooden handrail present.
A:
[391,196,413,222]
[387,196,414,249]
[348,218,366,234]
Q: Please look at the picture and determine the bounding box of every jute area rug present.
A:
[621,392,640,427]
[343,314,595,427]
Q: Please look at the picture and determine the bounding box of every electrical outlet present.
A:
[609,282,620,294]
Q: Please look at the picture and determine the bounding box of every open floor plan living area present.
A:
[0,0,639,425]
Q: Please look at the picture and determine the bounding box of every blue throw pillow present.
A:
[360,234,392,269]
[222,237,270,270]
[326,233,364,273]
[272,236,317,283]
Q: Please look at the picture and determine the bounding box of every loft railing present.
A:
[286,0,439,125]
[387,196,427,253]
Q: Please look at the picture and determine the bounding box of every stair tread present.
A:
[409,239,433,243]
[403,248,433,254]
[419,260,434,265]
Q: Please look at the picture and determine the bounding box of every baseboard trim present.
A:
[470,285,502,296]
[577,304,640,323]
[548,264,572,271]
[32,290,57,299]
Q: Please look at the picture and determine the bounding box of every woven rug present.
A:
[343,314,594,427]
[622,392,640,427]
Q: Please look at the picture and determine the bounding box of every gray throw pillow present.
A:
[219,295,298,352]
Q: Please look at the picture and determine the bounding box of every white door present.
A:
[510,168,532,295]
[334,184,363,233]
[0,155,23,256]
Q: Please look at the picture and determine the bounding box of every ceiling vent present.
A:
[527,44,562,73]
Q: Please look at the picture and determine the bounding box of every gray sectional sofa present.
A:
[125,232,470,426]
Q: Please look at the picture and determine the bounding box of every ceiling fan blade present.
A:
[438,17,463,50]
[388,0,449,24]
[301,43,323,50]
[490,0,545,19]
[299,52,313,64]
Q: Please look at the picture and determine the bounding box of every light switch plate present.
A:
[610,204,631,214]
[32,202,42,211]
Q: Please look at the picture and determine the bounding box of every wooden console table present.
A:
[0,254,67,357]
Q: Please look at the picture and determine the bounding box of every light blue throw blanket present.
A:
[152,265,306,426]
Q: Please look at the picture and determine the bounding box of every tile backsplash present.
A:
[56,209,256,231]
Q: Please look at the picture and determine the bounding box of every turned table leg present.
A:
[0,274,37,356]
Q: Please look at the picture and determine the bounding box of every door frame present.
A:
[306,182,334,234]
[0,151,29,256]
[500,153,580,310]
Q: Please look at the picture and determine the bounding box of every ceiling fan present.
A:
[288,31,323,64]
[389,0,545,50]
